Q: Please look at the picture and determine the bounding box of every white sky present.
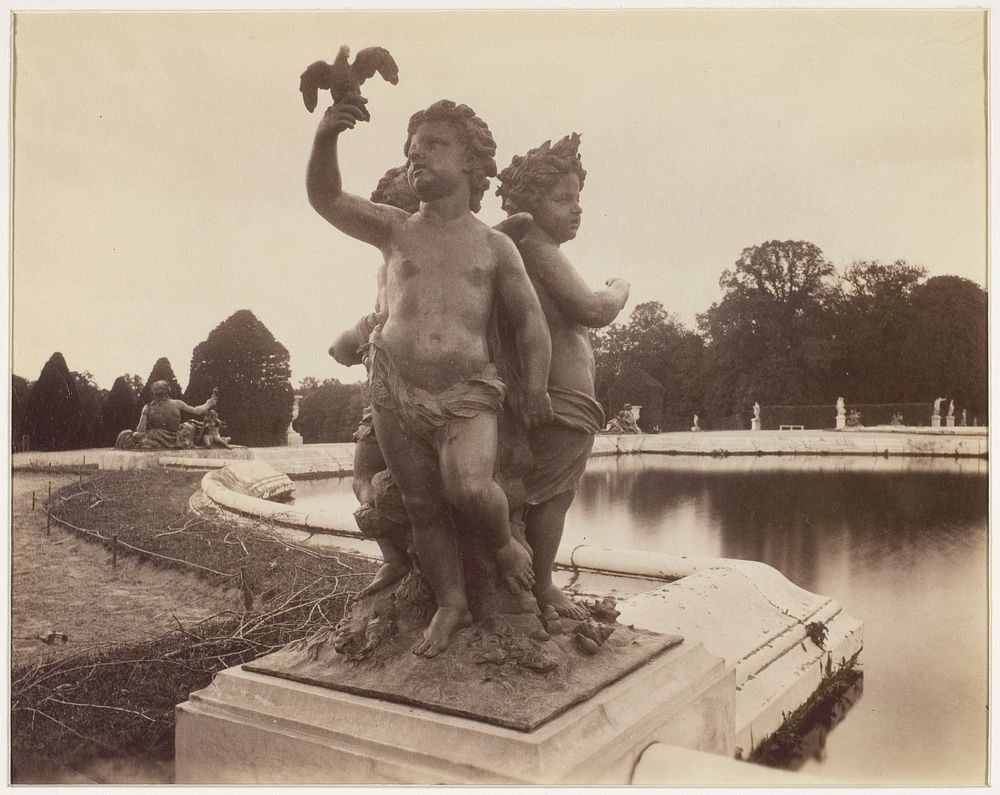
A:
[10,8,987,391]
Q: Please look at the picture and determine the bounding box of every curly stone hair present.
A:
[370,164,419,213]
[496,133,587,215]
[404,100,498,213]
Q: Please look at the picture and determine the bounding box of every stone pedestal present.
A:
[750,418,761,431]
[931,415,941,428]
[175,641,732,785]
[835,415,846,430]
[946,416,955,428]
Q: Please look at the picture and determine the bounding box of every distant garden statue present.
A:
[115,382,222,450]
[604,404,641,434]
[890,411,905,426]
[751,401,761,431]
[931,397,945,428]
[846,409,862,428]
[835,396,847,430]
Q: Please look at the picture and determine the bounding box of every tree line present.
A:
[592,241,987,430]
[13,310,294,451]
[13,241,988,450]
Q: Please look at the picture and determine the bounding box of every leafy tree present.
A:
[72,371,107,449]
[139,358,183,407]
[11,375,32,452]
[298,376,322,394]
[592,301,705,428]
[23,352,85,450]
[185,310,295,447]
[293,378,366,443]
[829,260,926,402]
[898,276,988,420]
[839,259,927,305]
[698,240,838,416]
[98,376,140,446]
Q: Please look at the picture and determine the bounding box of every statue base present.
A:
[175,638,731,785]
[946,416,955,428]
[750,418,761,431]
[243,621,679,732]
[931,415,941,427]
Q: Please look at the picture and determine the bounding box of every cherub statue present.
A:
[496,131,628,619]
[200,407,232,449]
[308,95,552,657]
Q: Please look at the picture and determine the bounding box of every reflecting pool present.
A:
[291,454,989,784]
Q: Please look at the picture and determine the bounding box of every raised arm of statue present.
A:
[518,236,629,328]
[177,394,216,419]
[494,232,553,428]
[307,102,408,250]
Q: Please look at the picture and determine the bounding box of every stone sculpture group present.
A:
[304,47,630,664]
[115,383,233,450]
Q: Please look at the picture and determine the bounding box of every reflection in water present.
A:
[571,455,989,785]
[752,671,865,771]
[571,456,986,596]
[293,454,988,784]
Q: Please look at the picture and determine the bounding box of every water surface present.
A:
[293,454,989,784]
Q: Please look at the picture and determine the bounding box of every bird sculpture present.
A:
[299,45,399,120]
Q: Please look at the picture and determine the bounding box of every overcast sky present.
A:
[11,9,986,391]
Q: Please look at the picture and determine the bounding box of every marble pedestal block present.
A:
[175,640,732,785]
[750,418,761,431]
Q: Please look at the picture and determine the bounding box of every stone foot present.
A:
[535,582,588,620]
[495,540,534,595]
[411,606,472,658]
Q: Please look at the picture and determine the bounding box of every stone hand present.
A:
[521,389,554,429]
[606,277,631,306]
[316,102,367,139]
[357,310,386,339]
[493,212,534,243]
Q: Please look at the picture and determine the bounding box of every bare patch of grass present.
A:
[12,468,375,780]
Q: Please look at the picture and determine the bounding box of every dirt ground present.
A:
[10,471,239,784]
[11,472,239,669]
